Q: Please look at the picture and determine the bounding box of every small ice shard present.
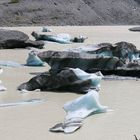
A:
[103,75,139,80]
[0,85,7,91]
[0,68,7,92]
[63,117,83,133]
[71,68,103,90]
[0,68,3,74]
[0,61,21,67]
[26,51,45,66]
[42,27,52,32]
[50,90,109,134]
[63,123,82,134]
[0,99,46,107]
[32,32,71,44]
[134,134,139,140]
[50,123,64,132]
[50,117,83,134]
[64,90,108,120]
[48,33,71,44]
[71,35,88,43]
[20,89,28,94]
[20,89,41,94]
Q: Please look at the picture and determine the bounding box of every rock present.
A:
[129,27,140,32]
[24,40,45,49]
[0,29,44,49]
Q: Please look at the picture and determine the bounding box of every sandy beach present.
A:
[0,26,140,140]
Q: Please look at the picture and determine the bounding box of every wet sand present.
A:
[0,26,140,140]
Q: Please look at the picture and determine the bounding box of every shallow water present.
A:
[0,26,140,140]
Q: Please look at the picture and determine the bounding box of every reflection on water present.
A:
[0,98,46,107]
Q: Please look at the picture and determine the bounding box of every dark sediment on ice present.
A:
[38,41,140,77]
[18,68,102,92]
